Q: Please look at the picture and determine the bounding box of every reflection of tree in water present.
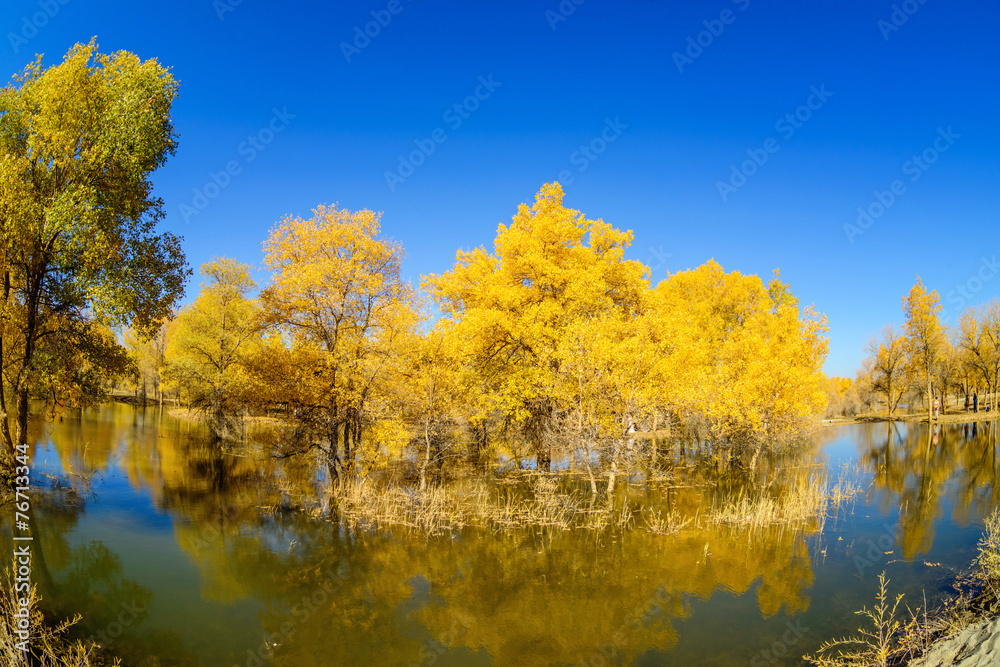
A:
[158,445,825,667]
[24,412,208,667]
[861,420,1000,560]
[55,539,200,667]
[43,405,829,665]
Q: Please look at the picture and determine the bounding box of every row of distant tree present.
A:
[825,284,1000,419]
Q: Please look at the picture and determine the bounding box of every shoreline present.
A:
[909,614,1000,666]
[821,411,1000,427]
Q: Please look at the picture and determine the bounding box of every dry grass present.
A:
[707,473,861,532]
[0,576,116,666]
[332,476,590,535]
[328,468,859,539]
[975,509,1000,599]
[644,507,692,535]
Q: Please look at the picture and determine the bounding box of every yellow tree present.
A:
[259,205,413,476]
[557,311,669,492]
[396,322,470,489]
[957,300,1000,405]
[711,271,827,443]
[902,277,947,420]
[933,336,959,413]
[31,318,131,410]
[866,325,908,417]
[424,182,649,470]
[556,314,634,492]
[123,320,171,404]
[163,259,260,440]
[0,40,188,456]
[654,262,827,444]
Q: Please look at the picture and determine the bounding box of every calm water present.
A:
[3,405,999,666]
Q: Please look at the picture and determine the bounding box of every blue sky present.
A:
[2,0,997,376]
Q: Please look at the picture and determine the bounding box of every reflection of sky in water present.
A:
[13,406,999,666]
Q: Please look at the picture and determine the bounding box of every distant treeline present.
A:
[825,280,1000,420]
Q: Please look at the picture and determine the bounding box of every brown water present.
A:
[3,406,998,666]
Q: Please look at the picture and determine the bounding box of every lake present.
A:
[4,404,998,666]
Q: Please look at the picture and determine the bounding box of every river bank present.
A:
[909,615,1000,667]
[821,411,999,427]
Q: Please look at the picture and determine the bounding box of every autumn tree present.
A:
[163,259,260,440]
[654,262,828,444]
[123,321,171,404]
[259,205,414,476]
[396,322,469,489]
[823,376,861,418]
[854,358,878,412]
[866,325,907,416]
[933,337,959,413]
[32,319,131,410]
[424,182,649,471]
[556,314,643,492]
[0,40,187,458]
[957,299,1000,404]
[902,278,947,420]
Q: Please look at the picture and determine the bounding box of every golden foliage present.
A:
[0,39,188,453]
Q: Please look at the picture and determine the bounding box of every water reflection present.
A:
[6,405,998,665]
[859,419,1000,561]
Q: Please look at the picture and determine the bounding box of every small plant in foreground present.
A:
[805,572,907,667]
[0,573,116,666]
[974,509,1000,605]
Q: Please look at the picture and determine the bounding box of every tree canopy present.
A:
[0,39,188,455]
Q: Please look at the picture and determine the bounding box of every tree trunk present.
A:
[328,399,341,480]
[606,440,618,496]
[585,451,598,495]
[420,423,432,491]
[343,417,353,474]
[927,378,933,421]
[11,271,43,447]
[0,271,12,455]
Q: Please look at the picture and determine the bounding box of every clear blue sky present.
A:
[2,0,997,376]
